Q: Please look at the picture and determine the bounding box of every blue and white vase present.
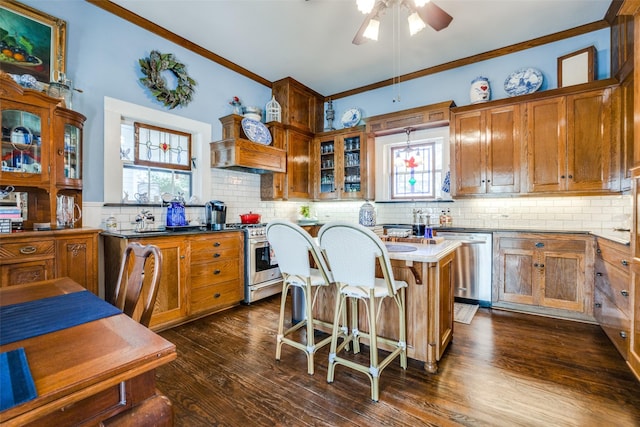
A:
[470,76,491,104]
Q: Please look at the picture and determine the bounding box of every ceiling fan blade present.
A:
[416,1,453,31]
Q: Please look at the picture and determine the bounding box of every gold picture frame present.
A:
[0,0,66,83]
[557,46,596,88]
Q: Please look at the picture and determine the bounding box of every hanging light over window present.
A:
[394,128,422,168]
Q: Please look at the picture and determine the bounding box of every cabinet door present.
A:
[436,250,455,360]
[339,132,364,199]
[1,100,51,185]
[486,105,521,194]
[620,77,634,191]
[261,123,286,200]
[0,259,54,287]
[526,97,566,193]
[453,110,486,195]
[286,129,312,199]
[135,238,188,329]
[54,109,85,187]
[316,136,338,200]
[566,88,612,192]
[56,235,97,294]
[496,243,536,305]
[539,249,585,312]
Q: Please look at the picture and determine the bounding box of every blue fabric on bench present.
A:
[0,291,122,346]
[0,348,37,411]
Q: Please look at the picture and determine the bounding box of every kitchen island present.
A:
[312,239,461,373]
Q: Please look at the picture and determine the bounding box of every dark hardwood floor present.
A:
[156,295,640,426]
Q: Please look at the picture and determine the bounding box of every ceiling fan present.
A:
[353,0,453,45]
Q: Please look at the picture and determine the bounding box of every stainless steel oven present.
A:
[226,223,283,304]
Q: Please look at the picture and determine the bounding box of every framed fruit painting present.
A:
[0,0,66,84]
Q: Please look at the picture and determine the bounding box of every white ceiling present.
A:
[109,0,612,96]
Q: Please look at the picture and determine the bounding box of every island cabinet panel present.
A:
[493,232,595,321]
[103,231,244,331]
[311,252,456,374]
[451,104,521,195]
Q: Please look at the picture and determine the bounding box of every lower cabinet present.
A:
[493,232,595,321]
[103,231,244,331]
[0,229,99,294]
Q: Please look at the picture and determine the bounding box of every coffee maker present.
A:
[205,200,226,230]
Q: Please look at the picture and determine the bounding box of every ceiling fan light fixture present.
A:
[413,0,430,7]
[407,12,426,36]
[356,0,375,14]
[363,18,380,41]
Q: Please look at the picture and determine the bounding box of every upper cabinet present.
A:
[451,80,621,197]
[272,77,324,133]
[451,104,521,195]
[1,73,86,229]
[313,126,366,200]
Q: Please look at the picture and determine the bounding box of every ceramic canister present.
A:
[470,76,491,104]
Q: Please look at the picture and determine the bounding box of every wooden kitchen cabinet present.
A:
[594,237,631,359]
[313,126,366,200]
[451,104,521,195]
[103,231,244,331]
[1,73,86,229]
[0,229,99,293]
[272,77,324,133]
[526,87,615,194]
[285,127,313,199]
[493,232,595,321]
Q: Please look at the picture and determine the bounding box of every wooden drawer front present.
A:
[595,258,631,315]
[0,240,55,261]
[499,237,585,252]
[190,280,243,314]
[190,236,241,264]
[594,289,630,359]
[1,259,55,287]
[191,259,240,289]
[597,241,631,274]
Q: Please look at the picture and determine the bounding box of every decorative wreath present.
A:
[139,50,196,109]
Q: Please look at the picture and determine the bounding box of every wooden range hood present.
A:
[210,115,286,174]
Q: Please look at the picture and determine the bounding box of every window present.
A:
[104,97,211,204]
[374,126,450,201]
[120,120,192,202]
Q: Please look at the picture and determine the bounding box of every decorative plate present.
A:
[341,108,361,128]
[504,68,543,97]
[241,117,272,145]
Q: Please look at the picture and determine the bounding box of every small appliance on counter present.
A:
[205,200,226,230]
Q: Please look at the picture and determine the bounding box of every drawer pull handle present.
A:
[535,242,544,248]
[620,331,627,339]
[621,290,629,297]
[213,253,221,258]
[595,302,602,308]
[19,246,37,255]
[596,272,603,276]
[621,260,629,266]
[213,242,221,247]
[533,263,538,267]
[596,248,601,254]
[214,293,221,299]
[213,269,221,275]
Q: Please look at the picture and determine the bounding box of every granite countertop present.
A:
[101,227,244,238]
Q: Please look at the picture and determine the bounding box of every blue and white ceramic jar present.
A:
[470,76,491,104]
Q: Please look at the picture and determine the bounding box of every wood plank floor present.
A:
[156,295,640,426]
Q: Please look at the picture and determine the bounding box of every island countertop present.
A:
[384,240,461,262]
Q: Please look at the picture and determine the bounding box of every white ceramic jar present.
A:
[470,76,491,104]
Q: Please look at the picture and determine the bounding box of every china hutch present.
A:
[0,72,98,293]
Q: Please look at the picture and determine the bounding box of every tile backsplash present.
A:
[84,168,632,233]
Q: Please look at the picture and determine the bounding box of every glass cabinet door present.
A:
[342,135,361,195]
[1,109,43,177]
[62,123,81,180]
[319,139,337,198]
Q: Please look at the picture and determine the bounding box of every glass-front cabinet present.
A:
[314,126,365,200]
[1,102,50,185]
[54,108,84,187]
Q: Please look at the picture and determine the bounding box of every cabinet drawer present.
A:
[1,259,55,287]
[595,258,630,315]
[596,240,631,274]
[499,237,585,252]
[0,240,55,261]
[191,259,240,289]
[190,236,241,264]
[594,289,630,359]
[190,280,243,314]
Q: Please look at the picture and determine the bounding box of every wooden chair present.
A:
[111,242,162,327]
[318,221,407,402]
[266,220,345,375]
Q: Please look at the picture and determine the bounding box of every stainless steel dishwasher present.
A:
[436,231,493,307]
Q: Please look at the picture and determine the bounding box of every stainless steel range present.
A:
[225,223,283,304]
